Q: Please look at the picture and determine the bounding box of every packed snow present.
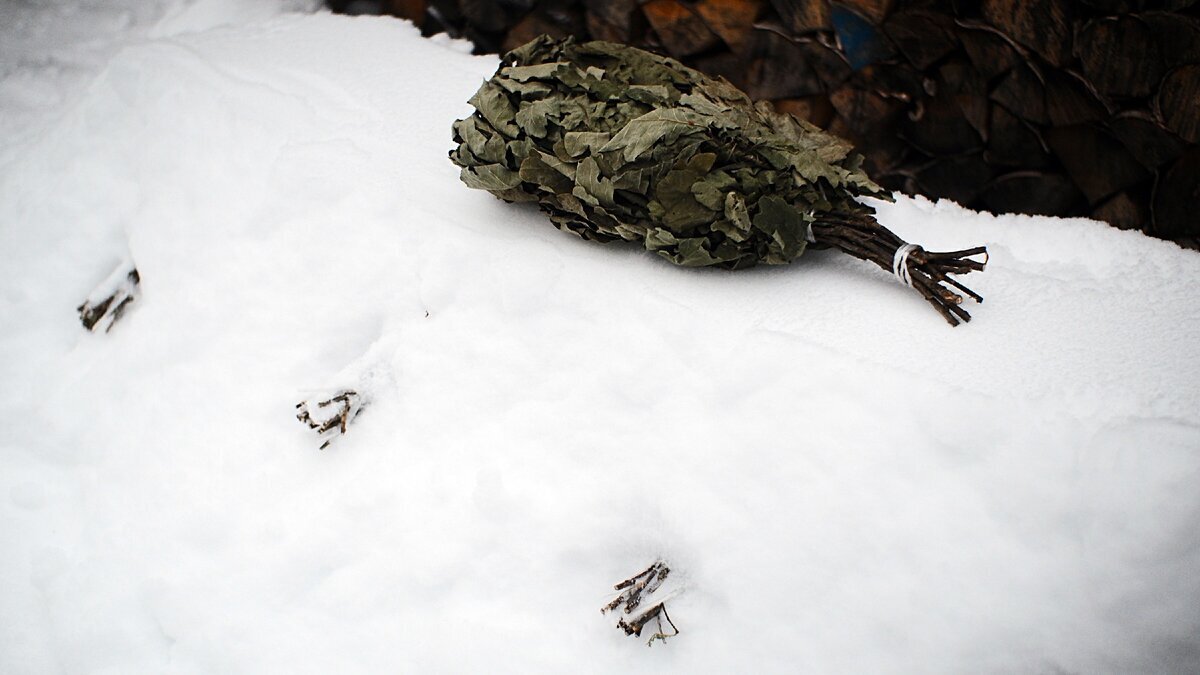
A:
[2,2,1199,672]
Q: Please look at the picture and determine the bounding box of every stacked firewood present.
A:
[335,0,1200,247]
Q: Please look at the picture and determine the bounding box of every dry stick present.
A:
[811,212,988,326]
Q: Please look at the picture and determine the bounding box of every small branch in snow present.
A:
[295,390,363,450]
[602,561,679,645]
[78,265,140,332]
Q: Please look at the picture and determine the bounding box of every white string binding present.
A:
[892,243,920,288]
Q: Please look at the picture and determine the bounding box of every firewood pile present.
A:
[333,0,1200,248]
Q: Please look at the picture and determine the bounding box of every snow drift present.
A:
[2,2,1199,672]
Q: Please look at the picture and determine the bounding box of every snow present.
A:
[2,2,1199,672]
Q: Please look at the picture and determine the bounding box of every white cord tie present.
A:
[892,243,920,288]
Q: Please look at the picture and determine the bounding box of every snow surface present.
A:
[2,2,1200,672]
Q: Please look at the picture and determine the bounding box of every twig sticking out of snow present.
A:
[295,390,363,450]
[602,561,679,646]
[78,265,140,332]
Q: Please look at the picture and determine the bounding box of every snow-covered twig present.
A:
[602,561,679,646]
[295,390,364,450]
[78,263,140,333]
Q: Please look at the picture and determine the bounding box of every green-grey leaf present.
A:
[599,108,710,161]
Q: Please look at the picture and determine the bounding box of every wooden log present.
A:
[829,84,902,137]
[803,38,854,91]
[1079,0,1144,11]
[459,0,511,33]
[772,95,836,128]
[694,0,764,52]
[421,0,465,37]
[900,89,984,156]
[386,0,427,25]
[743,31,824,99]
[959,24,1022,83]
[1092,191,1148,231]
[909,153,996,206]
[1044,124,1150,204]
[981,0,1073,67]
[991,63,1048,125]
[502,10,579,54]
[937,60,989,140]
[1042,68,1110,126]
[1075,16,1165,99]
[884,9,958,70]
[830,3,895,70]
[985,104,1051,168]
[1107,111,1186,171]
[584,0,641,43]
[641,0,722,58]
[689,51,749,90]
[1137,12,1200,68]
[1152,148,1200,239]
[838,0,894,24]
[767,0,830,33]
[979,171,1084,216]
[857,131,910,176]
[1157,64,1200,143]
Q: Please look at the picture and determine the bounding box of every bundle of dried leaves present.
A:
[450,35,988,325]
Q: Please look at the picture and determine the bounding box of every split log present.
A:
[937,60,989,140]
[958,24,1022,83]
[743,31,824,99]
[772,95,835,128]
[502,10,577,53]
[980,171,1083,217]
[641,0,721,58]
[829,84,902,137]
[1107,111,1186,171]
[584,0,640,43]
[1042,69,1109,126]
[1152,148,1200,239]
[1044,124,1150,204]
[981,0,1073,67]
[1137,12,1200,68]
[1075,16,1165,99]
[689,51,749,90]
[991,63,1048,125]
[838,0,894,24]
[830,3,895,70]
[801,38,853,91]
[985,104,1051,168]
[1079,0,1142,11]
[386,0,427,25]
[694,0,764,53]
[900,89,984,156]
[767,0,830,33]
[1092,191,1148,231]
[884,9,958,70]
[458,0,510,32]
[1157,65,1200,143]
[909,154,995,206]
